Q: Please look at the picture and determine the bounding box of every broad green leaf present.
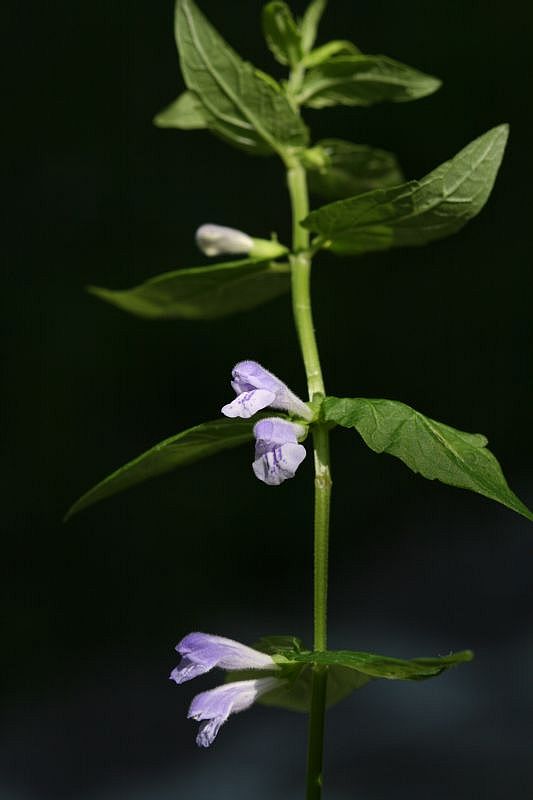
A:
[285,648,473,680]
[308,139,404,200]
[175,0,308,155]
[153,91,206,129]
[303,125,509,255]
[323,396,533,521]
[88,258,290,320]
[65,419,255,520]
[260,664,370,712]
[228,637,471,712]
[262,1,302,67]
[303,40,360,69]
[300,0,328,54]
[298,54,441,109]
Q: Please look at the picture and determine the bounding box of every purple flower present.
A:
[170,632,277,684]
[170,632,283,747]
[253,418,307,486]
[188,677,281,748]
[221,360,312,420]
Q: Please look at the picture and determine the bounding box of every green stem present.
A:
[286,160,332,800]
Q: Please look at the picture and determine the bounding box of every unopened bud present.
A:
[196,224,288,260]
[196,224,254,257]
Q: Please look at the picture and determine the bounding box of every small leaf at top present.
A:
[303,125,509,255]
[153,91,207,129]
[88,258,290,320]
[175,0,308,155]
[262,1,303,67]
[323,396,533,521]
[298,54,441,109]
[300,0,328,54]
[307,139,404,200]
[65,418,256,520]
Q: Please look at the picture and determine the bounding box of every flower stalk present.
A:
[287,158,332,800]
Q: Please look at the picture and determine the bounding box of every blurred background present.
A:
[3,0,532,797]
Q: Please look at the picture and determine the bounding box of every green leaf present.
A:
[175,0,308,155]
[286,648,473,680]
[303,125,509,255]
[153,91,207,129]
[65,419,255,520]
[262,1,302,67]
[88,258,290,320]
[228,638,472,712]
[260,664,371,712]
[298,54,441,108]
[300,0,328,54]
[303,40,360,69]
[323,396,533,521]
[307,139,404,200]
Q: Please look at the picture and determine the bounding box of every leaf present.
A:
[300,0,328,54]
[303,40,360,69]
[153,91,207,129]
[286,648,473,680]
[303,125,509,255]
[88,258,290,320]
[175,0,308,155]
[228,638,472,712]
[308,139,404,200]
[298,54,441,109]
[65,419,255,520]
[262,1,302,67]
[260,664,371,712]
[323,396,533,521]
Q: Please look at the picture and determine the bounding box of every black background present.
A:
[3,1,532,798]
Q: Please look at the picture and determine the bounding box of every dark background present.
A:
[3,1,532,798]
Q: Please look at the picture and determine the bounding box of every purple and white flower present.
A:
[253,418,307,486]
[188,677,281,748]
[170,632,277,684]
[170,632,283,747]
[221,360,312,420]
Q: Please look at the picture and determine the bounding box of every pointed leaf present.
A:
[324,396,533,521]
[300,0,328,54]
[228,639,471,712]
[88,258,290,320]
[298,54,441,108]
[308,139,404,200]
[153,91,207,129]
[65,419,255,520]
[303,40,360,69]
[175,0,308,155]
[262,1,302,67]
[303,125,509,254]
[286,648,474,680]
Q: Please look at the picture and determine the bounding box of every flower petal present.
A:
[228,361,312,420]
[188,678,282,747]
[221,389,276,419]
[253,442,307,485]
[170,632,277,684]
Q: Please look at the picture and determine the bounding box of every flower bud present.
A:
[196,224,288,260]
[196,224,254,257]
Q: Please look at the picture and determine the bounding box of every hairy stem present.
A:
[287,159,332,800]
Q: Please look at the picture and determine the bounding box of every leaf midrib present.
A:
[181,0,284,155]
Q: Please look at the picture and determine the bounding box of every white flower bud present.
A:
[195,224,254,257]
